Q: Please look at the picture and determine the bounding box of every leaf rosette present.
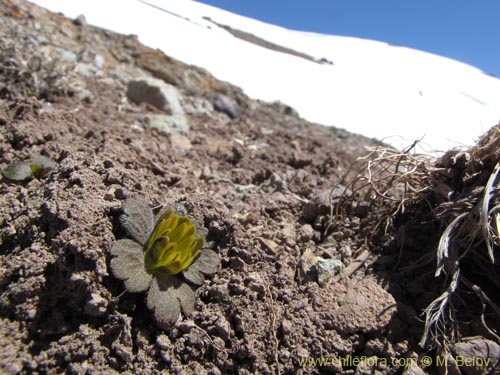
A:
[110,197,220,328]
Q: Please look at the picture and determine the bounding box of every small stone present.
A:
[302,185,351,222]
[278,223,296,246]
[207,367,222,375]
[297,248,318,283]
[260,127,274,135]
[355,356,389,375]
[176,320,197,334]
[230,257,245,271]
[210,316,232,341]
[147,114,190,134]
[103,160,113,168]
[156,334,172,350]
[302,190,330,222]
[104,190,114,201]
[3,363,23,375]
[322,277,396,334]
[281,319,292,335]
[245,272,265,294]
[212,94,240,119]
[114,188,126,200]
[83,293,108,317]
[257,237,279,255]
[160,351,171,364]
[170,133,192,154]
[317,257,344,286]
[208,282,229,301]
[113,344,133,363]
[453,337,500,375]
[298,224,315,243]
[127,77,184,115]
[339,244,352,259]
[73,14,87,26]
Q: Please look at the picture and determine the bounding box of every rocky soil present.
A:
[1,1,499,374]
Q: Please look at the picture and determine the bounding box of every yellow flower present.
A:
[144,210,204,276]
[110,198,220,327]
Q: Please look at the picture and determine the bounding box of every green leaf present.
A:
[30,155,56,178]
[110,239,152,292]
[147,274,195,328]
[2,161,33,181]
[120,197,154,245]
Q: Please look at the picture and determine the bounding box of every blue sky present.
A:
[196,0,500,78]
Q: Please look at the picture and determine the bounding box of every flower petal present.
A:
[168,222,188,243]
[151,211,176,240]
[177,234,195,254]
[110,239,152,292]
[120,198,154,245]
[147,275,195,328]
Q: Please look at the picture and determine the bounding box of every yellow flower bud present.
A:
[144,210,203,276]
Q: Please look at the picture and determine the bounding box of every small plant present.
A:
[110,197,220,328]
[2,155,56,181]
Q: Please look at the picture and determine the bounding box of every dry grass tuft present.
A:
[330,126,500,348]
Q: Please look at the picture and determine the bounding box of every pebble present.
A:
[114,187,126,200]
[83,293,108,317]
[317,257,344,286]
[453,337,500,375]
[245,272,266,294]
[212,93,240,119]
[302,190,331,222]
[103,159,113,168]
[302,185,351,222]
[127,77,184,115]
[297,248,318,283]
[211,316,232,341]
[156,334,172,350]
[103,190,114,201]
[298,224,315,243]
[281,319,293,335]
[257,237,279,255]
[278,223,296,246]
[229,257,245,271]
[72,14,87,26]
[147,114,190,135]
[170,132,192,154]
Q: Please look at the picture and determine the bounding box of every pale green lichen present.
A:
[110,197,220,328]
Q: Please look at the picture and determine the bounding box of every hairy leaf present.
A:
[2,161,33,181]
[31,155,56,178]
[110,239,152,292]
[120,197,154,245]
[147,274,195,327]
[183,249,220,285]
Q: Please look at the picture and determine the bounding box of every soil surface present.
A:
[2,1,497,375]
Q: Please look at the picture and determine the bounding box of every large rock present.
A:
[127,77,184,115]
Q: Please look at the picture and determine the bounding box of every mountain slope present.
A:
[29,0,500,152]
